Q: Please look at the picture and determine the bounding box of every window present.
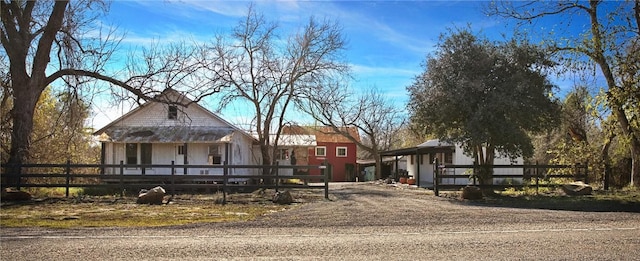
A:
[278,149,289,160]
[208,145,222,165]
[168,105,178,120]
[315,146,326,157]
[444,152,453,164]
[177,145,186,155]
[141,143,152,165]
[336,147,347,157]
[125,143,152,166]
[126,143,137,165]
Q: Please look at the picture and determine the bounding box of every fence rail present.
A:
[1,161,331,200]
[433,161,589,196]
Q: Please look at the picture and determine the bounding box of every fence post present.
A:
[275,162,279,193]
[433,158,439,197]
[171,161,175,197]
[222,160,228,204]
[535,161,539,195]
[16,162,22,190]
[65,159,71,198]
[119,160,124,198]
[324,161,330,200]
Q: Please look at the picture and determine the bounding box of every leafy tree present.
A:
[209,6,348,172]
[1,0,218,174]
[407,29,560,184]
[1,87,98,165]
[485,0,640,186]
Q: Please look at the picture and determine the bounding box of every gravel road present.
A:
[2,182,639,260]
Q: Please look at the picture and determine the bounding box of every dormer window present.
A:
[168,105,178,120]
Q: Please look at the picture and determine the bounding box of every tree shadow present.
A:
[451,193,640,213]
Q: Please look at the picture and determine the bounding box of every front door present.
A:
[175,144,187,174]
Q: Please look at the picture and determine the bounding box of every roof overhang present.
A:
[96,126,235,143]
[380,139,455,156]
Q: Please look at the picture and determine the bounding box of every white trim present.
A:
[315,146,327,157]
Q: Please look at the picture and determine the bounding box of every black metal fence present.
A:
[1,161,332,200]
[433,160,589,196]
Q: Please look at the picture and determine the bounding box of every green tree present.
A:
[407,29,560,184]
[485,0,640,186]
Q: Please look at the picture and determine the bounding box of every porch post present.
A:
[415,149,420,187]
[394,156,399,182]
[183,143,188,175]
[100,142,106,175]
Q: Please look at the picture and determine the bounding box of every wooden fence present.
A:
[1,161,331,200]
[433,160,589,196]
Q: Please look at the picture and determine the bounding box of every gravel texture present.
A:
[2,182,639,260]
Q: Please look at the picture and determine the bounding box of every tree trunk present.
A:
[5,82,42,185]
[374,156,383,180]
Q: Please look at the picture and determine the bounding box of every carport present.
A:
[380,140,455,188]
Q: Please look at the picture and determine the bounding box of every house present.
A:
[281,126,360,182]
[93,90,259,179]
[380,139,523,188]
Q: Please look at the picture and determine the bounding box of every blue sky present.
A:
[89,0,576,130]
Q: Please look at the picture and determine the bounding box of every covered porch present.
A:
[380,140,455,189]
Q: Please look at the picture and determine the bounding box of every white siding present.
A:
[407,143,524,187]
[118,102,229,127]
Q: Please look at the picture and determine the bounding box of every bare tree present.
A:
[485,0,640,186]
[1,0,219,173]
[208,6,348,172]
[300,84,404,179]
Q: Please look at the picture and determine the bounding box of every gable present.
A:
[93,90,255,142]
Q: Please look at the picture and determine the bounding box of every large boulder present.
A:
[1,189,32,201]
[561,181,593,196]
[273,190,293,205]
[136,186,165,205]
[461,186,483,200]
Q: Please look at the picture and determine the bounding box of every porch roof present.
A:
[97,126,235,143]
[380,139,455,156]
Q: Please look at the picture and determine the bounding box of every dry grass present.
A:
[0,189,326,228]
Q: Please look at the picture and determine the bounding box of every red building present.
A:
[282,126,359,182]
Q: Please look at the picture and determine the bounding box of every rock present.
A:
[562,181,593,196]
[1,189,32,201]
[461,186,483,200]
[273,190,293,205]
[136,186,165,205]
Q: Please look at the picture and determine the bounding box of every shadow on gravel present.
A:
[331,188,394,201]
[448,193,640,213]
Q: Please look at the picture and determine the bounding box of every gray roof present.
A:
[98,126,235,143]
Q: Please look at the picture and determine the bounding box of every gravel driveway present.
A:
[2,182,639,260]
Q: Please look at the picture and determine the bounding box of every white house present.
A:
[93,90,259,179]
[381,139,523,188]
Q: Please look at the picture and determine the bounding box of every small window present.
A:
[315,146,326,157]
[168,105,178,120]
[336,147,347,157]
[177,145,186,155]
